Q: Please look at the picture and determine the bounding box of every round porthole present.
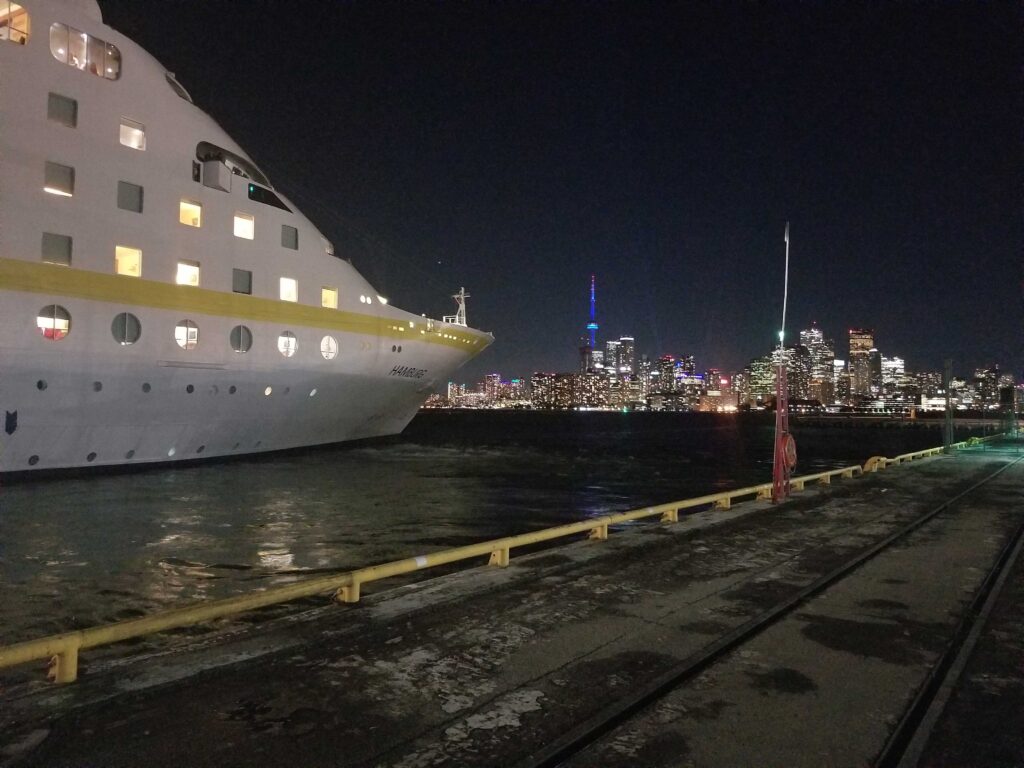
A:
[309,388,318,397]
[186,384,195,394]
[229,385,237,394]
[264,386,272,396]
[37,380,48,391]
[320,335,338,360]
[277,331,297,358]
[125,450,135,459]
[142,382,151,393]
[230,325,253,353]
[28,455,40,466]
[167,447,176,457]
[37,305,71,340]
[86,452,97,462]
[174,320,199,350]
[92,381,102,392]
[111,312,141,345]
[196,445,205,454]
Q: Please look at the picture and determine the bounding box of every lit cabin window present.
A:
[277,331,297,358]
[114,246,141,277]
[234,212,254,239]
[179,200,201,227]
[44,161,74,197]
[49,23,120,80]
[47,93,77,127]
[41,232,72,266]
[320,336,338,360]
[176,260,200,286]
[280,277,297,302]
[321,287,337,309]
[281,225,298,250]
[119,118,145,150]
[175,320,199,350]
[37,305,71,340]
[1,3,30,45]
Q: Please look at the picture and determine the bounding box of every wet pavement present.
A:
[1,446,1022,767]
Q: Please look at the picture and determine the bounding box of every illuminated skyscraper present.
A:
[618,336,635,377]
[800,323,835,404]
[848,328,874,397]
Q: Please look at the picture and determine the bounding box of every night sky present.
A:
[99,1,1021,382]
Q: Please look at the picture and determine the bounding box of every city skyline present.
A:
[101,2,1021,383]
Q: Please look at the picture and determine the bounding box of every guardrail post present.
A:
[756,487,772,500]
[489,548,510,567]
[48,642,79,684]
[841,468,855,479]
[714,498,731,510]
[335,581,361,604]
[818,475,831,486]
[791,479,805,491]
[660,509,678,523]
[589,524,609,541]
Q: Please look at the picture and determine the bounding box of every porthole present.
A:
[398,345,402,353]
[86,452,97,462]
[320,335,338,360]
[37,380,48,391]
[125,450,135,459]
[230,324,253,353]
[28,455,40,466]
[309,388,317,397]
[264,386,272,396]
[36,304,71,340]
[255,440,262,447]
[229,385,237,394]
[92,381,102,392]
[167,447,176,457]
[277,331,297,357]
[196,445,205,454]
[142,382,151,393]
[174,319,199,350]
[111,312,141,345]
[391,345,397,352]
[186,384,195,394]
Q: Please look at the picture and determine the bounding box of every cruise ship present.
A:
[0,0,493,472]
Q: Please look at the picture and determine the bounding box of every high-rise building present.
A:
[800,323,835,405]
[868,348,882,396]
[618,336,635,377]
[833,359,849,405]
[484,373,501,403]
[604,340,621,381]
[848,328,874,397]
[530,372,557,408]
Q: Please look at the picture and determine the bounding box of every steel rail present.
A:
[512,452,1020,768]
[880,508,1024,767]
[0,436,999,684]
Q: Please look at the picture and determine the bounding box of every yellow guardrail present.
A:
[0,436,1002,684]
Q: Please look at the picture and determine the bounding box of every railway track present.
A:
[516,456,1024,768]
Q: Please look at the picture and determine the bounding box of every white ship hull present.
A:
[0,0,492,472]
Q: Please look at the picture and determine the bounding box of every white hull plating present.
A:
[0,0,491,472]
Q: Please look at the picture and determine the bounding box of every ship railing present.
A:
[0,435,1003,683]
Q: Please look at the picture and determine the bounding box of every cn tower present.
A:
[586,274,599,348]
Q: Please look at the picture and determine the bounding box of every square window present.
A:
[117,180,143,213]
[281,224,298,250]
[114,245,142,277]
[179,200,202,227]
[119,118,145,150]
[176,260,200,286]
[44,161,74,196]
[234,212,254,239]
[232,268,252,295]
[321,287,338,309]
[47,93,78,127]
[41,232,72,266]
[280,277,297,302]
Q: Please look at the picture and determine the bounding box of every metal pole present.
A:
[943,359,953,453]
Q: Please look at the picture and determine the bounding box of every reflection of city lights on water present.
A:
[258,549,295,570]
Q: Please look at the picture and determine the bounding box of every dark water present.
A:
[0,411,984,643]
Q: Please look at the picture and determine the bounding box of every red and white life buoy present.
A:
[782,433,797,469]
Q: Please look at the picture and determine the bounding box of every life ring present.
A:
[782,433,797,469]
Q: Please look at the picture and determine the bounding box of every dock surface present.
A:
[3,444,1023,767]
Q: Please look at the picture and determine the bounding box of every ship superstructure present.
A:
[0,0,492,472]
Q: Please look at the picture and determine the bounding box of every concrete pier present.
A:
[2,443,1022,767]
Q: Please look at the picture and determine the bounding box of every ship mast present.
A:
[444,287,470,327]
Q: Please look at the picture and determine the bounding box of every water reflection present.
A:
[0,412,970,643]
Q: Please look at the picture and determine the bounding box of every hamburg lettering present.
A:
[390,366,428,379]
